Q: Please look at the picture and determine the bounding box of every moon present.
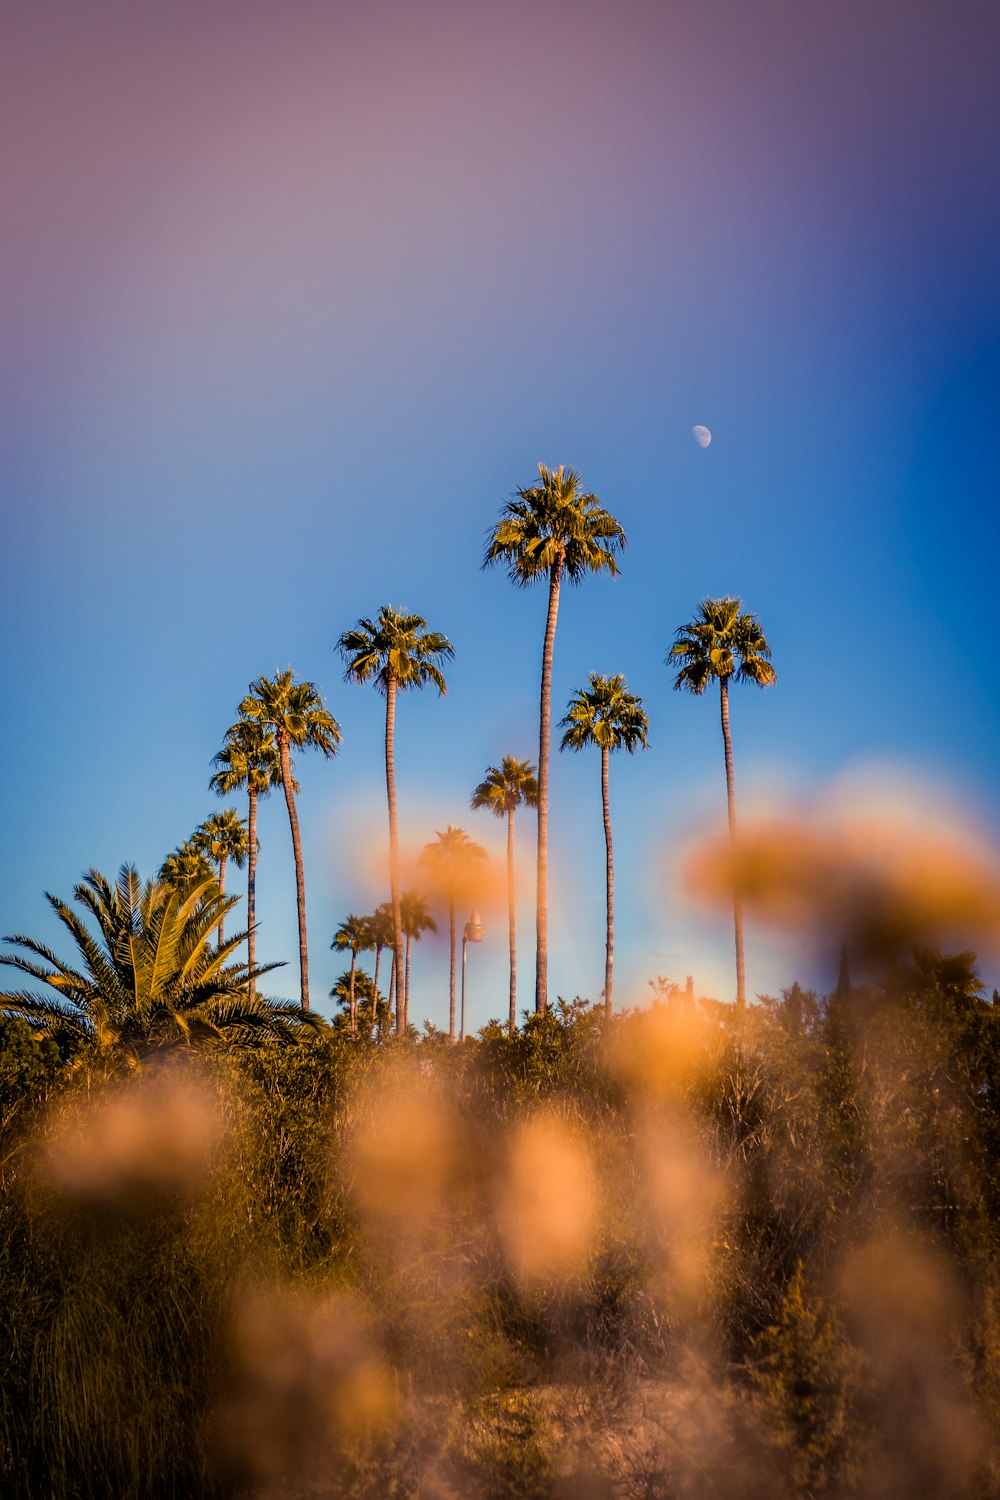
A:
[692,424,712,448]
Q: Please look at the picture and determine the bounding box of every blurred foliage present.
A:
[3,954,1000,1497]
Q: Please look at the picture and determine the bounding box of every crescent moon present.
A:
[692,425,712,448]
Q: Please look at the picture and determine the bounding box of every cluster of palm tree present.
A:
[1,464,776,1053]
[332,892,437,1034]
[199,468,775,1033]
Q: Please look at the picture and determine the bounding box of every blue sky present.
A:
[3,0,999,1024]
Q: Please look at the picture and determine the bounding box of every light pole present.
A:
[460,908,484,1041]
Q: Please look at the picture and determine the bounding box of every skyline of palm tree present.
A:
[239,670,341,1011]
[210,718,289,1000]
[338,607,454,1035]
[669,596,776,1009]
[419,825,487,1039]
[560,674,649,1016]
[470,756,538,1035]
[484,464,625,1013]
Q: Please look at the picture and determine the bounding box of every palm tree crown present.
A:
[483,464,625,1014]
[210,720,289,801]
[669,596,776,696]
[0,865,304,1064]
[338,606,454,696]
[559,673,650,756]
[470,757,539,818]
[483,463,626,587]
[338,607,454,1035]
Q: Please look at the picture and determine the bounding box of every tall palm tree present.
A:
[193,808,249,945]
[338,608,454,1034]
[559,674,649,1016]
[210,720,288,999]
[399,890,437,1029]
[331,914,374,1033]
[470,756,538,1034]
[669,597,776,1009]
[0,865,307,1064]
[419,826,487,1039]
[239,670,341,1011]
[484,464,625,1012]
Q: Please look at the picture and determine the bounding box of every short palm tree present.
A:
[669,596,776,1008]
[210,719,288,999]
[470,756,538,1034]
[484,464,625,1012]
[239,671,341,1011]
[338,607,454,1034]
[400,890,437,1029]
[560,674,649,1016]
[0,865,307,1065]
[193,808,249,945]
[331,914,374,1033]
[159,840,215,895]
[419,826,487,1039]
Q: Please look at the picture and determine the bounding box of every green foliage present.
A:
[669,595,777,695]
[751,1263,865,1495]
[483,463,625,587]
[559,673,649,756]
[338,605,454,697]
[471,757,539,817]
[0,864,306,1063]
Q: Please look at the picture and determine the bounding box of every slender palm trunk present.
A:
[448,896,457,1039]
[405,932,412,1029]
[535,556,563,1013]
[389,949,396,1019]
[373,944,382,1028]
[602,744,614,1017]
[217,853,228,945]
[278,732,310,1011]
[507,807,517,1036]
[349,950,357,1032]
[247,789,257,1001]
[385,674,405,1035]
[719,677,746,1009]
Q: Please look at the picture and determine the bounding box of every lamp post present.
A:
[460,908,484,1041]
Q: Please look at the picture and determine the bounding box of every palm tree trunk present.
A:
[373,944,382,1030]
[349,950,357,1032]
[247,788,257,1001]
[278,733,310,1011]
[507,807,517,1036]
[385,674,405,1035]
[217,853,227,946]
[389,949,396,1019]
[719,677,746,1009]
[405,932,412,1029]
[602,744,614,1018]
[535,557,563,1013]
[448,895,457,1039]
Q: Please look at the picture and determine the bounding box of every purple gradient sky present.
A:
[4,0,1000,1022]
